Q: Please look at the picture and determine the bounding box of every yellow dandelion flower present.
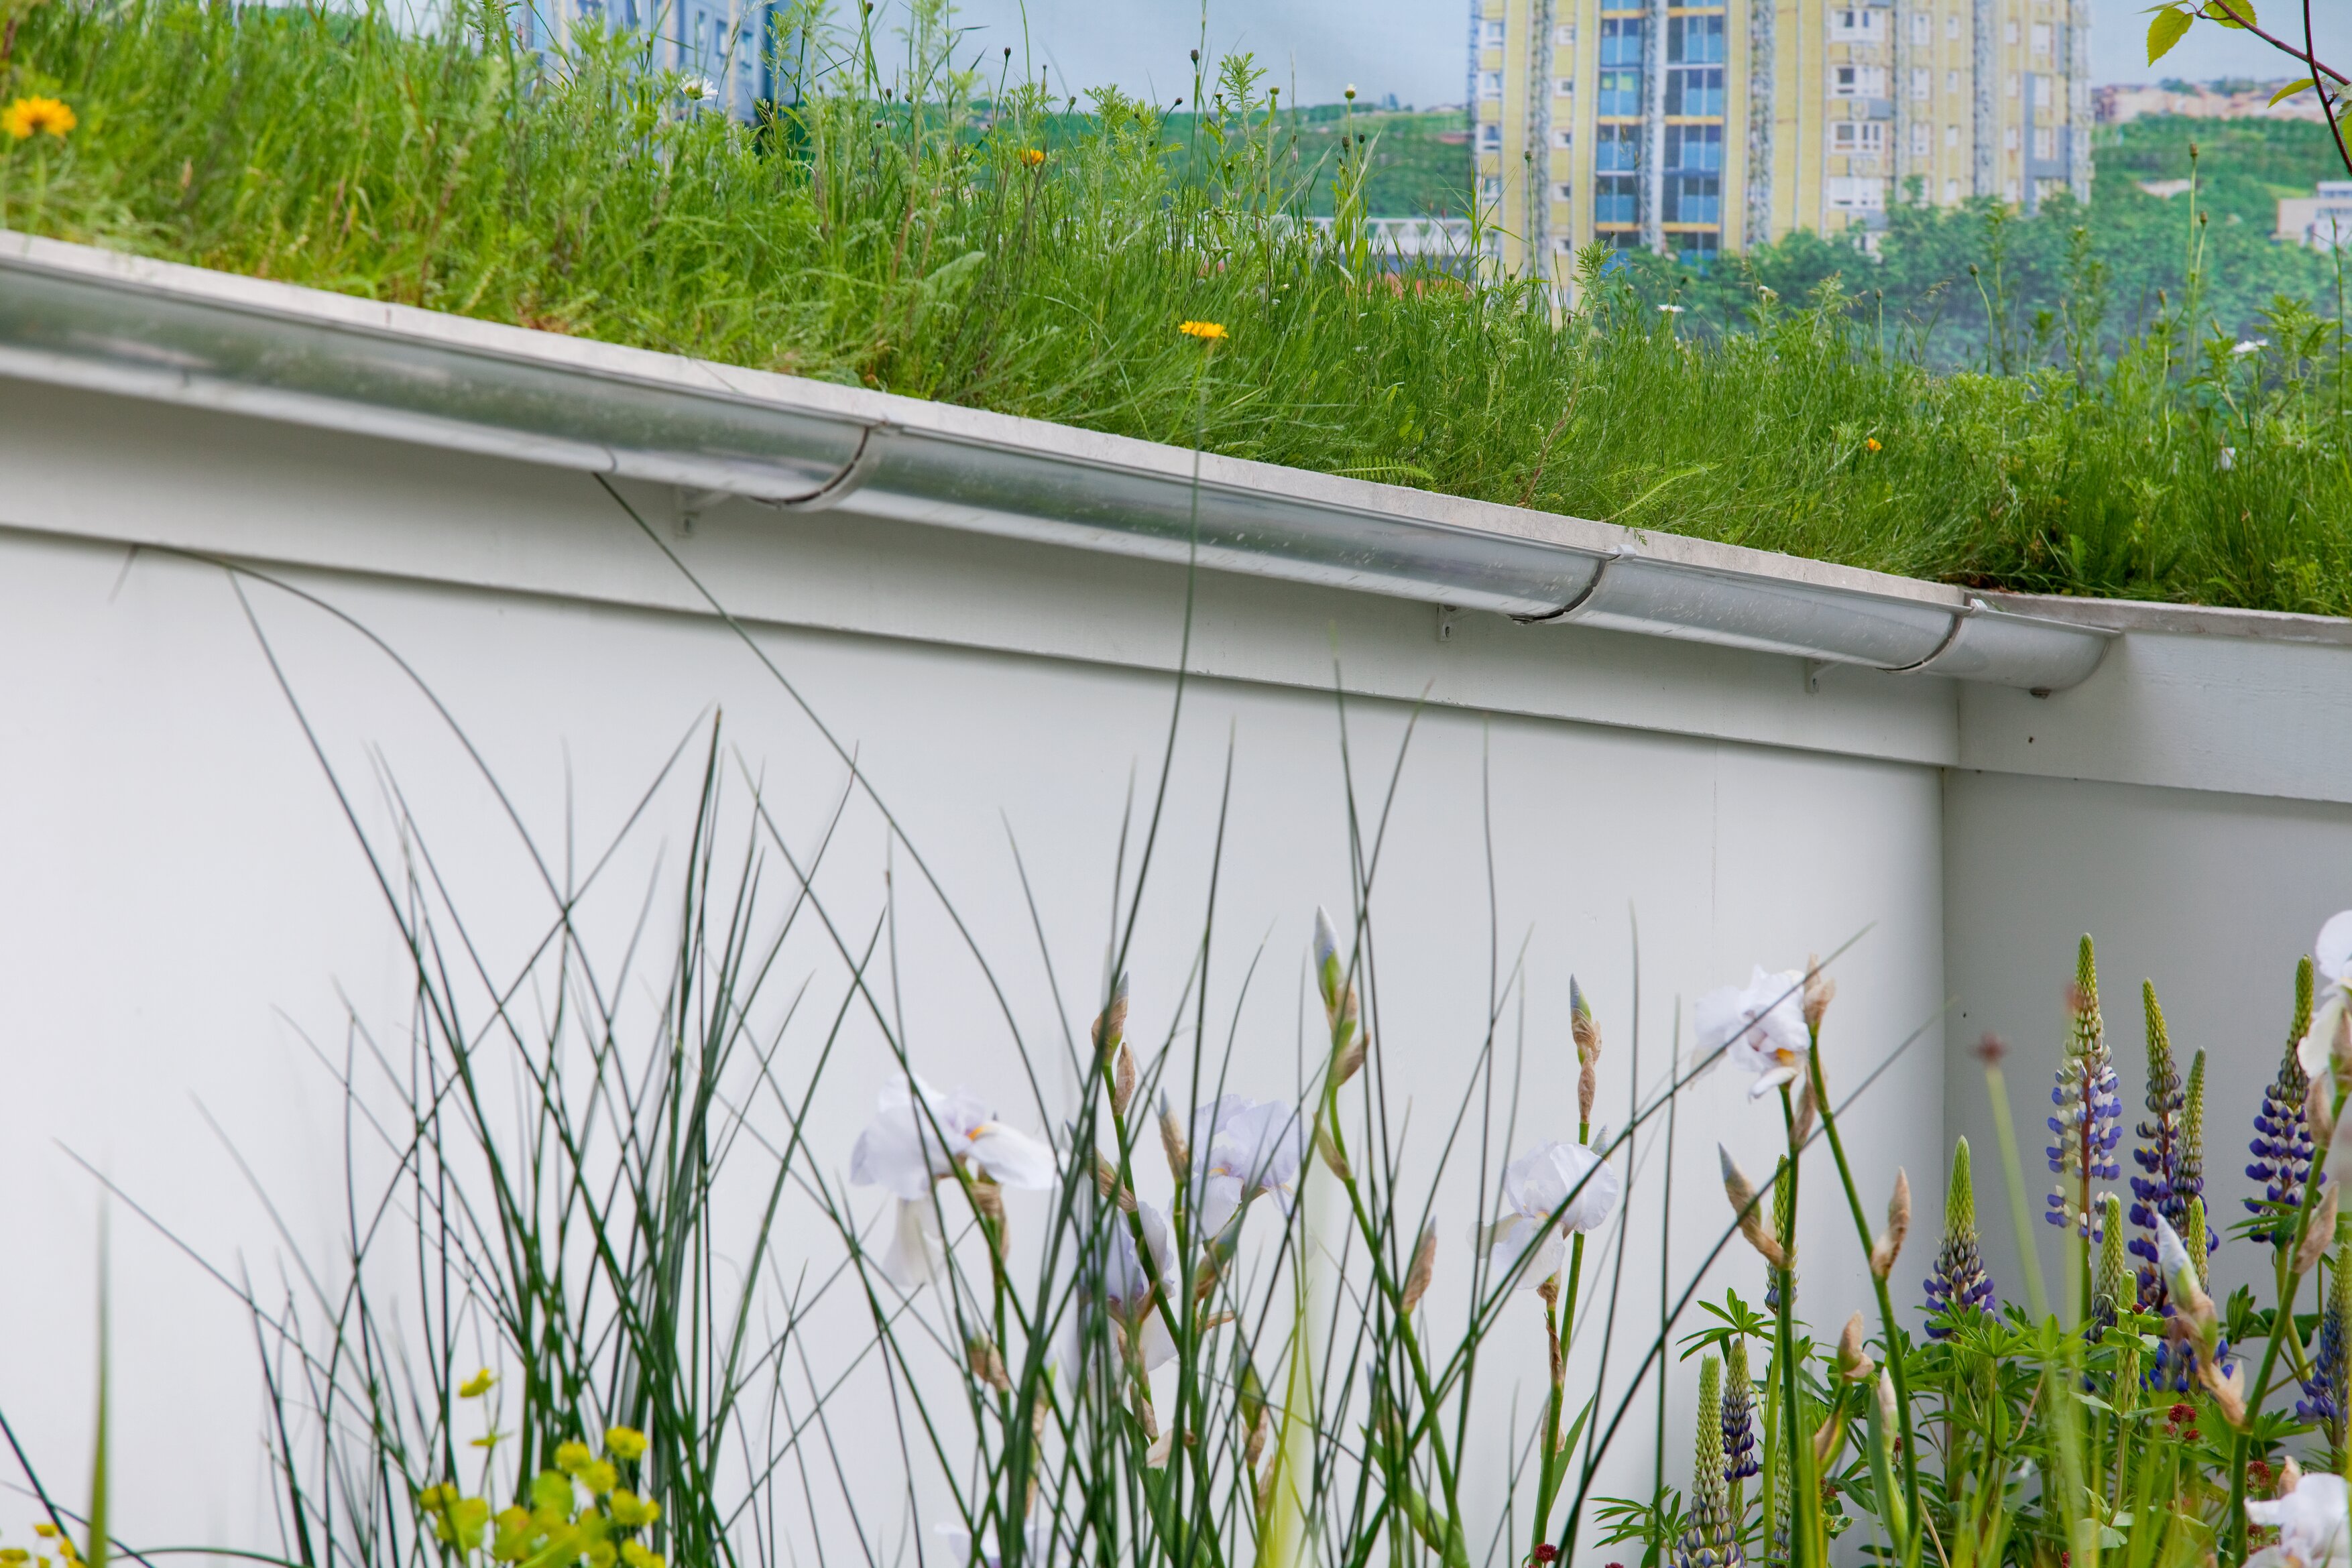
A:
[1865,437,1881,451]
[579,1459,619,1497]
[1,97,76,140]
[606,1492,660,1529]
[1177,320,1228,341]
[552,1440,593,1475]
[603,1426,647,1463]
[458,1368,495,1399]
[1020,147,1045,166]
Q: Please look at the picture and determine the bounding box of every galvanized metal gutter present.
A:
[0,230,2112,690]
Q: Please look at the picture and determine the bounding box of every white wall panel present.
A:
[0,521,1944,1559]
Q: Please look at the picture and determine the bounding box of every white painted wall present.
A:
[0,388,1946,1562]
[3,351,2348,1566]
[1943,767,2352,1313]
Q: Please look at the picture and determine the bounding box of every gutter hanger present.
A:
[0,230,2112,690]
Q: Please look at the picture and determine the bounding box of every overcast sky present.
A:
[907,0,2349,106]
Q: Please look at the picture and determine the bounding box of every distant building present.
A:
[2095,79,2331,124]
[520,0,784,118]
[1471,0,2091,278]
[2278,181,2352,249]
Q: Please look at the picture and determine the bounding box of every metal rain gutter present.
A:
[0,230,2111,690]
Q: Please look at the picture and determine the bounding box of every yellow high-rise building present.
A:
[1469,0,2091,275]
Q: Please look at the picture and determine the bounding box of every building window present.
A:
[1480,175,1504,199]
[1597,68,1643,114]
[2007,71,2019,97]
[1946,12,1960,36]
[1555,22,1576,44]
[1673,231,1722,266]
[1830,7,1885,39]
[1667,66,1725,113]
[1946,122,1960,145]
[1832,65,1888,97]
[1910,11,1931,42]
[1594,121,1643,171]
[2003,124,2018,148]
[1668,13,1726,62]
[1944,177,1960,201]
[2032,73,2052,107]
[1831,120,1889,152]
[2003,19,2018,42]
[1482,19,1506,45]
[1599,17,1645,65]
[1594,119,1642,225]
[1946,68,1960,91]
[1910,66,1931,99]
[1663,123,1722,221]
[1556,182,1576,200]
[1554,127,1575,147]
[1828,176,1887,208]
[1665,123,1723,170]
[2003,176,2020,200]
[2033,125,2057,158]
[1479,123,1503,149]
[1555,77,1576,95]
[2030,21,2051,52]
[1478,70,1504,99]
[1594,174,1641,223]
[1911,121,1930,154]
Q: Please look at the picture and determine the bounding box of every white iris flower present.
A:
[848,1073,1055,1286]
[1477,1139,1622,1288]
[1186,1095,1307,1237]
[2298,910,2352,1082]
[1696,966,1811,1099]
[2247,1471,2352,1568]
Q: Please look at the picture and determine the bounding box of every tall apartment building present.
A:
[521,0,782,118]
[1468,0,2091,274]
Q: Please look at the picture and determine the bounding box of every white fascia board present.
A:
[0,228,2112,688]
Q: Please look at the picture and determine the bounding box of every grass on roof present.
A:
[3,0,2349,616]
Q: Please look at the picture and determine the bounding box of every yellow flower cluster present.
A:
[0,1520,82,1568]
[1176,320,1228,341]
[1,97,76,140]
[415,1427,661,1568]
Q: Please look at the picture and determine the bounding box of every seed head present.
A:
[1802,955,1836,1033]
[1869,1168,1910,1280]
[1157,1091,1191,1180]
[1400,1219,1438,1315]
[1835,1311,1874,1384]
[1093,973,1130,1063]
[1112,1041,1138,1118]
[1719,1146,1789,1270]
[2296,1180,2341,1276]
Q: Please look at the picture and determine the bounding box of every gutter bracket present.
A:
[764,422,894,512]
[1511,548,1621,625]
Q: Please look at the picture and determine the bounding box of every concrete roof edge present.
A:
[1981,591,2352,648]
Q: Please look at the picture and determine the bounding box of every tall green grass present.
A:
[4,0,2350,614]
